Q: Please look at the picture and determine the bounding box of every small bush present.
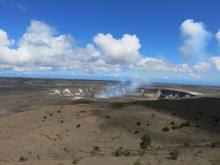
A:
[18,156,26,162]
[170,121,175,125]
[140,134,151,150]
[112,147,131,157]
[171,125,178,130]
[179,121,190,128]
[90,146,100,156]
[136,121,141,126]
[162,127,169,132]
[169,148,180,160]
[134,130,139,134]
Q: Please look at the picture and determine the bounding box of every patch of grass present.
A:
[112,147,131,157]
[168,148,180,160]
[89,146,100,156]
[140,134,151,151]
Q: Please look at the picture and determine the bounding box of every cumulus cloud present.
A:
[94,33,141,65]
[179,19,211,58]
[193,62,210,72]
[0,20,176,74]
[0,29,14,47]
[0,19,217,81]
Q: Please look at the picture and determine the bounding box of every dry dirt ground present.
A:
[0,79,219,165]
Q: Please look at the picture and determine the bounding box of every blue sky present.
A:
[0,0,220,85]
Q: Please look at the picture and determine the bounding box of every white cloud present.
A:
[211,56,220,71]
[94,33,141,65]
[0,19,215,80]
[179,19,211,58]
[193,62,210,72]
[0,29,14,47]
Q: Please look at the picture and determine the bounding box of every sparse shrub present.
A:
[136,121,141,126]
[18,156,26,162]
[210,141,220,148]
[179,121,190,128]
[105,115,111,119]
[76,124,80,128]
[137,149,146,157]
[134,130,139,134]
[140,134,151,151]
[169,148,180,160]
[112,146,131,157]
[90,146,100,156]
[36,155,40,160]
[72,156,81,164]
[80,110,86,113]
[171,125,178,130]
[170,121,175,125]
[162,127,169,132]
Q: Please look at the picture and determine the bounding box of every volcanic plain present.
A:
[0,77,219,165]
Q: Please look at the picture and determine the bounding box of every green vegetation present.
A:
[90,146,101,156]
[179,121,190,128]
[171,125,178,130]
[140,134,151,151]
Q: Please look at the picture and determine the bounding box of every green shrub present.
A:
[171,125,178,130]
[140,134,151,150]
[90,146,100,156]
[179,121,190,128]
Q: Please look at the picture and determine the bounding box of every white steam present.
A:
[96,81,141,98]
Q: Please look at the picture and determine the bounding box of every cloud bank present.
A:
[0,19,219,83]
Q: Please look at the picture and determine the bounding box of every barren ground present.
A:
[0,78,219,165]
